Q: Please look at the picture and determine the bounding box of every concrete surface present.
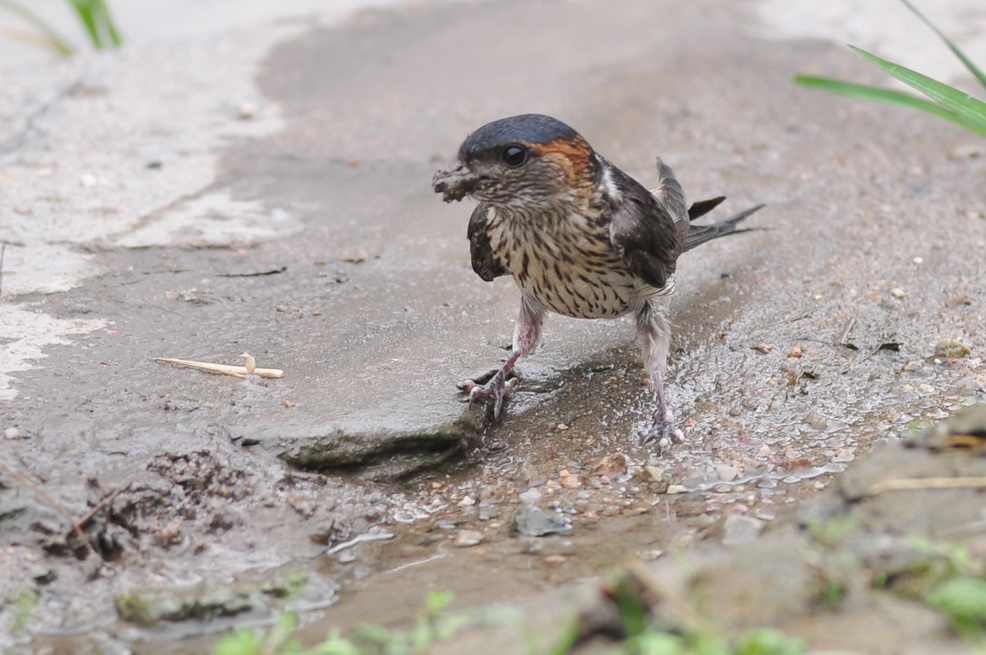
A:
[1,0,985,651]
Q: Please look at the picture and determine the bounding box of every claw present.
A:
[640,413,681,452]
[467,382,484,407]
[640,390,681,452]
[458,346,528,422]
[459,372,518,420]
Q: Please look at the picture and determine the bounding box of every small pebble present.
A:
[238,101,258,119]
[558,472,582,490]
[950,144,982,159]
[454,530,483,548]
[722,514,764,545]
[515,505,571,537]
[644,465,664,483]
[890,287,905,299]
[592,453,630,477]
[805,411,828,430]
[934,339,971,359]
[715,464,739,482]
[636,549,664,561]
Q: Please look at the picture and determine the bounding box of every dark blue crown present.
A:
[459,114,581,159]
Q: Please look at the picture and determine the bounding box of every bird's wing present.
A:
[608,160,688,291]
[467,203,508,282]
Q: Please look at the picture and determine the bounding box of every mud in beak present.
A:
[432,164,481,203]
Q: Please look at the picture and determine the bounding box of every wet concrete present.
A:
[1,0,985,652]
[420,409,986,655]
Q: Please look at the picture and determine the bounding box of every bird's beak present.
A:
[432,164,480,203]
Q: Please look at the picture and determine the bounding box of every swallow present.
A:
[433,113,762,449]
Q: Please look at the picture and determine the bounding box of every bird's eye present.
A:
[501,145,527,167]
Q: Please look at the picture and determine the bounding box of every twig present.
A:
[324,529,395,556]
[0,459,101,560]
[868,477,986,495]
[387,544,447,573]
[154,353,283,379]
[837,316,857,344]
[72,484,130,535]
[763,309,813,329]
[937,519,986,541]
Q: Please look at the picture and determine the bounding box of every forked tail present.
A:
[683,203,765,252]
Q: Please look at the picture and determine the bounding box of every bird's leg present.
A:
[635,300,678,449]
[462,297,544,419]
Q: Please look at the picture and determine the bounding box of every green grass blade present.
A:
[899,0,986,91]
[89,0,122,47]
[850,45,986,128]
[794,75,986,136]
[68,0,122,49]
[100,5,123,46]
[68,0,101,47]
[0,0,75,55]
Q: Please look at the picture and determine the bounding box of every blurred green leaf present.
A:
[734,629,806,655]
[793,0,986,138]
[899,0,986,90]
[793,75,986,136]
[850,46,986,129]
[213,628,262,655]
[0,0,75,55]
[69,0,122,49]
[0,0,121,55]
[927,577,986,638]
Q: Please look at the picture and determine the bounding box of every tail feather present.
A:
[683,203,765,252]
[654,158,687,221]
[687,196,726,221]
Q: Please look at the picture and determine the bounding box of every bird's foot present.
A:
[460,373,519,420]
[640,406,682,452]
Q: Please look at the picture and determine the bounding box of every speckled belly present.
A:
[490,215,641,319]
[516,255,638,318]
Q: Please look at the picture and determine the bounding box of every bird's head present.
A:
[433,114,600,210]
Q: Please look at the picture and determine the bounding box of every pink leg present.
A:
[635,300,678,449]
[462,297,544,419]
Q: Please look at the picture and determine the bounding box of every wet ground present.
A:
[1,0,985,653]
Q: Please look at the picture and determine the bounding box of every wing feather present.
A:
[467,203,507,282]
[608,160,688,291]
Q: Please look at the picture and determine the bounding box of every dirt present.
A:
[1,0,985,653]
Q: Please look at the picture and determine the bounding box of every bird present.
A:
[432,113,762,449]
